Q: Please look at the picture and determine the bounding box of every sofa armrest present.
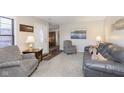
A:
[0,61,20,68]
[84,46,91,52]
[85,60,124,76]
[22,53,36,59]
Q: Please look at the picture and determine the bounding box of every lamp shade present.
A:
[96,36,102,42]
[26,36,35,43]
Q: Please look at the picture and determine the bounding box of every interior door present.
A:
[49,32,56,48]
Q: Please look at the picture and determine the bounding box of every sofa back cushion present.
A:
[98,43,112,53]
[97,43,114,60]
[107,44,124,63]
[98,43,124,63]
[0,46,22,63]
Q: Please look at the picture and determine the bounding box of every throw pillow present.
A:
[91,47,98,60]
[97,53,107,61]
[89,47,93,54]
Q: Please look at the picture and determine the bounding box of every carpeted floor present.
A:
[31,52,83,77]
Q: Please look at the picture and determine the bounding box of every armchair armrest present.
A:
[72,45,76,48]
[22,53,36,59]
[64,45,76,49]
[85,60,124,76]
[0,61,20,68]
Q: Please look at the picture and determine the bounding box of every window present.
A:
[0,16,14,48]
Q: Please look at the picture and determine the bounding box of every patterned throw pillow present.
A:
[89,47,93,54]
[91,47,98,60]
[89,46,98,54]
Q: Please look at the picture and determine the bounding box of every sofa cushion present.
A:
[0,46,22,63]
[85,60,124,76]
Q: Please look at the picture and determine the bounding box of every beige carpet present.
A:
[31,52,83,77]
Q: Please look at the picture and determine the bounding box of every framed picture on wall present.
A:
[71,30,86,39]
[20,24,34,32]
[112,18,124,31]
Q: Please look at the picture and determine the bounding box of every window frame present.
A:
[0,16,14,46]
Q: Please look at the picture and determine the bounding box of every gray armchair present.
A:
[63,40,77,54]
[0,46,38,77]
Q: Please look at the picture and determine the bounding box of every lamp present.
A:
[96,36,102,43]
[26,36,35,51]
[96,36,102,46]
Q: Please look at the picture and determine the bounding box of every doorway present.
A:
[43,24,61,60]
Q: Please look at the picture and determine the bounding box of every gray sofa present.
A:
[83,43,124,77]
[0,46,38,77]
[63,40,77,54]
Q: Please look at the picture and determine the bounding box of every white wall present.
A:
[60,21,105,52]
[105,16,124,47]
[13,16,49,53]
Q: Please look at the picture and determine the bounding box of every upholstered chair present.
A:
[63,40,77,54]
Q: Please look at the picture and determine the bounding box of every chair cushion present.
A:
[21,59,38,71]
[0,46,22,63]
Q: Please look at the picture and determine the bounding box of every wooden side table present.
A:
[23,49,43,62]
